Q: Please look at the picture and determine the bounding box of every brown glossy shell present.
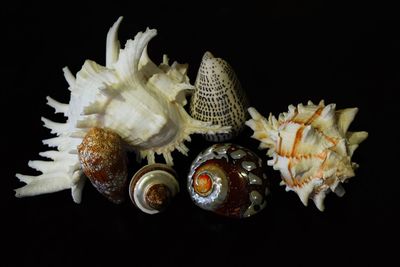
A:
[78,127,127,204]
[188,143,270,218]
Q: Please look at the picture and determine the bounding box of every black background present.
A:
[3,2,398,266]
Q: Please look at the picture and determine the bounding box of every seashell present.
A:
[189,51,248,142]
[246,100,368,211]
[188,143,270,218]
[78,127,127,204]
[129,164,179,214]
[15,17,229,203]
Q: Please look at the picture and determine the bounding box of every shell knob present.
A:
[129,164,179,214]
[188,143,270,218]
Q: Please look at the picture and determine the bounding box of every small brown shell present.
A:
[78,127,127,204]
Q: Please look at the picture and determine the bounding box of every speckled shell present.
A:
[246,100,368,211]
[78,127,127,204]
[188,143,269,218]
[129,164,179,214]
[189,52,248,142]
[15,17,229,203]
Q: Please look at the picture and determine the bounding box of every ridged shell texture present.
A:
[15,17,228,203]
[246,100,368,211]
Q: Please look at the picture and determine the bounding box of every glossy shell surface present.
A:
[78,127,127,203]
[129,163,179,214]
[188,143,269,218]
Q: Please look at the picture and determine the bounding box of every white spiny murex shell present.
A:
[15,17,229,203]
[189,51,248,142]
[246,100,368,211]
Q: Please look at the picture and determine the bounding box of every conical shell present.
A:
[246,100,368,211]
[190,52,248,142]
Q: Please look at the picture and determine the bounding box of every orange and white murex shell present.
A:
[14,16,368,213]
[246,100,368,211]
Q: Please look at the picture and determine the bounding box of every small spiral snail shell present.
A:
[188,143,269,218]
[129,164,179,214]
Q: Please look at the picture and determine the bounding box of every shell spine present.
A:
[15,17,229,203]
[246,100,368,211]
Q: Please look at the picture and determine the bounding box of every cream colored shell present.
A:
[246,100,368,211]
[190,52,248,142]
[15,17,229,203]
